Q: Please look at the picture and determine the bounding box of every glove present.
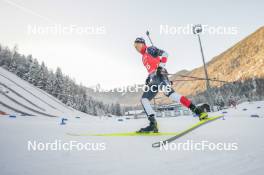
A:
[145,76,150,85]
[156,67,163,76]
[156,66,168,76]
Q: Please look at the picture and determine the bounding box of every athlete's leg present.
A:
[139,78,159,132]
[161,75,208,120]
[141,86,158,116]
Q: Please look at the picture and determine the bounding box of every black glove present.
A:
[156,67,163,76]
[145,76,150,85]
[156,67,168,77]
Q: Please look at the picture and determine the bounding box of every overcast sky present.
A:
[0,0,263,89]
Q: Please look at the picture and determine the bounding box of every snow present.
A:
[0,101,264,175]
[1,67,264,175]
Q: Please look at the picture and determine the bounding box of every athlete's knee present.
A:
[164,87,175,97]
[142,89,157,101]
[168,92,181,102]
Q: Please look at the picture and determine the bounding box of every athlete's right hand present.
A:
[156,66,167,76]
[156,67,163,76]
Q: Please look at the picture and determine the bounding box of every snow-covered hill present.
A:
[0,67,90,118]
[0,100,263,175]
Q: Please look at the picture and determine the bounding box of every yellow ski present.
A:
[66,132,179,137]
[152,115,224,148]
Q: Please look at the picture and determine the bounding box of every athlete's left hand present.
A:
[145,76,150,85]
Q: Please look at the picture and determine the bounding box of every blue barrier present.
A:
[60,118,67,125]
[9,115,16,118]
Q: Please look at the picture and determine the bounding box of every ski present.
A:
[152,115,224,148]
[66,132,179,137]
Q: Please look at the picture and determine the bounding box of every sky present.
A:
[0,0,263,89]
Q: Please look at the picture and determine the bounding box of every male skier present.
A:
[134,37,208,133]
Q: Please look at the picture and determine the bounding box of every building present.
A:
[125,103,192,119]
[155,103,192,117]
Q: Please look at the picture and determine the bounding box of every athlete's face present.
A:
[134,43,144,53]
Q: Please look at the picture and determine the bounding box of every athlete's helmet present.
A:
[134,37,145,44]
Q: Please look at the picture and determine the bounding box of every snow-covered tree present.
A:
[37,62,49,90]
[0,44,125,116]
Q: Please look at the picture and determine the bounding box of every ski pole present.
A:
[178,74,231,83]
[161,72,231,83]
[145,31,230,84]
[172,79,211,82]
[146,30,154,46]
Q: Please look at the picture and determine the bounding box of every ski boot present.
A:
[189,103,208,121]
[198,112,208,121]
[137,115,159,133]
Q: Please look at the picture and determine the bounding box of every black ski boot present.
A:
[137,115,159,133]
[189,103,208,121]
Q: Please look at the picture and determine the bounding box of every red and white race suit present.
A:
[140,45,168,74]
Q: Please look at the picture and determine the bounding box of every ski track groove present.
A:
[0,100,33,116]
[0,82,46,111]
[0,71,59,111]
[1,92,58,117]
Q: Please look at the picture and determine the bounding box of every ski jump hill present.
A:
[0,67,88,118]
